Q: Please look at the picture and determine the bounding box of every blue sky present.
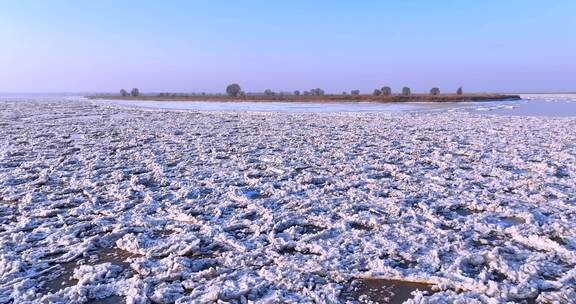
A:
[1,0,574,93]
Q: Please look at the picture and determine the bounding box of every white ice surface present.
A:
[0,98,575,303]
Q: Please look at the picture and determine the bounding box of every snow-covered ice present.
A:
[0,98,575,303]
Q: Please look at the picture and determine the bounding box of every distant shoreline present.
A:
[87,94,521,103]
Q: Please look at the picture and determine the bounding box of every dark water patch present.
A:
[87,295,125,304]
[44,259,83,292]
[294,164,312,172]
[43,247,136,293]
[367,172,392,180]
[300,224,324,235]
[240,210,260,221]
[549,235,569,247]
[341,278,435,303]
[350,222,373,231]
[438,223,459,231]
[278,245,321,256]
[95,247,135,270]
[489,270,508,282]
[41,250,68,261]
[453,207,482,217]
[554,166,570,178]
[460,260,486,277]
[438,206,481,220]
[309,178,327,185]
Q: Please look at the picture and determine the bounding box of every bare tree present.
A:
[457,87,463,95]
[351,90,360,96]
[264,89,275,96]
[303,91,311,96]
[293,90,301,96]
[239,91,246,97]
[120,89,129,97]
[381,86,392,96]
[342,91,347,95]
[131,88,140,97]
[226,84,242,97]
[373,89,382,96]
[430,88,440,96]
[402,87,411,96]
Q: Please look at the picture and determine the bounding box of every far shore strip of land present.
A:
[86,94,521,103]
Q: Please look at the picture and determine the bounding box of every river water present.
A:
[91,94,576,117]
[1,94,575,117]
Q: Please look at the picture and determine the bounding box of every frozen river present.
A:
[0,97,575,303]
[92,94,576,117]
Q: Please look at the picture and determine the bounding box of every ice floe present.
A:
[0,98,575,303]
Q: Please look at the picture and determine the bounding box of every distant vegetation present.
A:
[402,87,411,96]
[226,84,241,97]
[120,88,139,97]
[310,88,325,96]
[91,86,519,104]
[381,87,392,96]
[103,86,506,103]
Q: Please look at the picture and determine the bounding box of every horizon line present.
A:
[2,91,576,96]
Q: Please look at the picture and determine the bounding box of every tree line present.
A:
[120,88,139,97]
[119,85,464,97]
[225,84,464,97]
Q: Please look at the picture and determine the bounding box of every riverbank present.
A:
[87,93,521,103]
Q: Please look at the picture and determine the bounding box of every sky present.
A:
[1,0,575,94]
